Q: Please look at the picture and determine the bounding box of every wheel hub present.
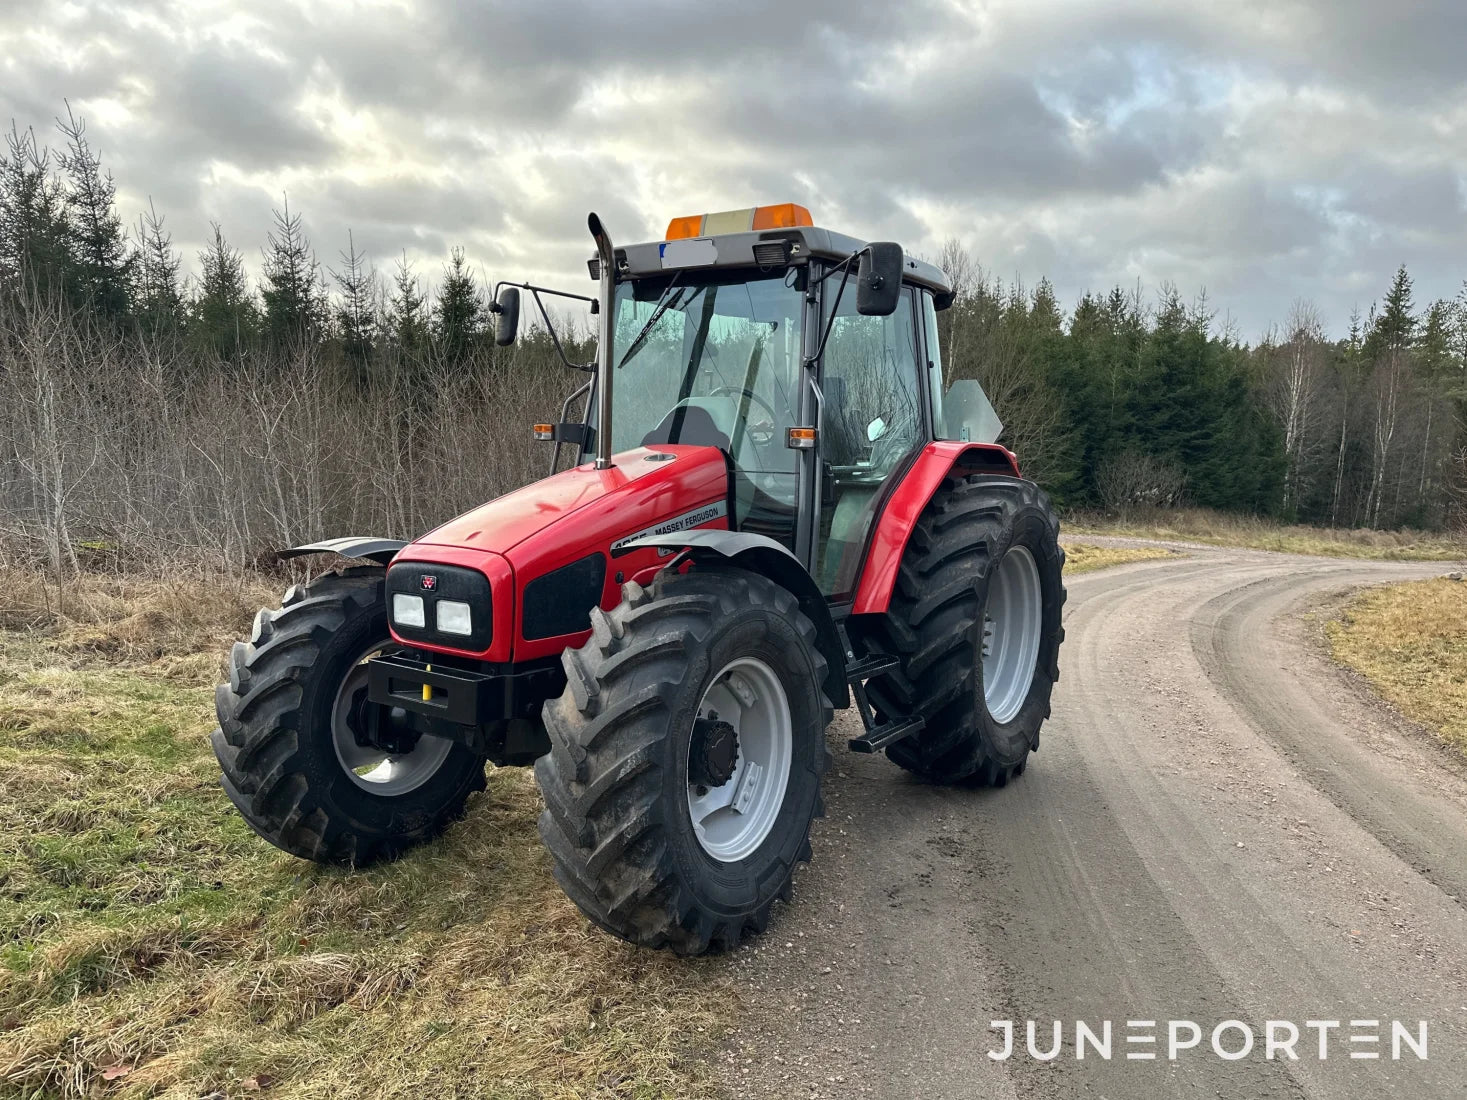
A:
[981,545,1044,724]
[331,640,454,795]
[685,658,794,863]
[689,714,740,788]
[346,686,421,756]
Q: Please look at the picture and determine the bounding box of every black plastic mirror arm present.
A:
[806,249,860,368]
[491,280,596,370]
[529,287,576,370]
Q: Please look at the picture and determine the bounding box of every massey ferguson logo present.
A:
[419,575,438,592]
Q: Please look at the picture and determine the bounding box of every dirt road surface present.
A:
[720,543,1467,1099]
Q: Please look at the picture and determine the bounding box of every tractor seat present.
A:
[641,401,733,453]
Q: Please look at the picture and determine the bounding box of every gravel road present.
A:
[719,543,1467,1099]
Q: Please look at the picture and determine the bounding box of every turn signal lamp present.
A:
[532,423,554,441]
[665,203,813,240]
[786,426,817,450]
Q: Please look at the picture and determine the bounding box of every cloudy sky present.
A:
[2,0,1464,339]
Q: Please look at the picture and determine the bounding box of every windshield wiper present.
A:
[617,272,686,368]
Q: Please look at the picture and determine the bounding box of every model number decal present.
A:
[610,500,728,553]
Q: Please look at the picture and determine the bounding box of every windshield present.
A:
[600,269,805,475]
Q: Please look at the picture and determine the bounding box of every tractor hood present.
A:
[411,445,729,558]
[394,444,730,663]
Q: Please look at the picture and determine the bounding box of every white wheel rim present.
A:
[686,657,794,863]
[331,641,454,796]
[981,545,1043,724]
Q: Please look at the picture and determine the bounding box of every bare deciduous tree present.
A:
[1094,450,1187,514]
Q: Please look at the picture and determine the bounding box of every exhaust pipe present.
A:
[588,213,616,471]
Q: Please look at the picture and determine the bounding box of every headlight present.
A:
[436,600,473,636]
[392,593,425,628]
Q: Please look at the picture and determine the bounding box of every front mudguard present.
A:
[278,537,407,566]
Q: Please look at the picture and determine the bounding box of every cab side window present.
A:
[815,285,924,596]
[819,288,922,471]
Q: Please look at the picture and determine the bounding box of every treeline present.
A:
[0,112,539,368]
[934,244,1467,531]
[1,107,1464,576]
[0,111,596,575]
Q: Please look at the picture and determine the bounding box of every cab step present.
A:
[844,652,900,681]
[848,715,925,754]
[837,624,922,753]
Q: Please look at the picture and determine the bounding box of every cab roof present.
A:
[597,204,954,306]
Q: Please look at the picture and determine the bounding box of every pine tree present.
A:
[386,252,429,354]
[191,222,257,360]
[1412,299,1457,521]
[1368,265,1416,358]
[1327,307,1366,526]
[55,103,133,321]
[1363,266,1415,525]
[1453,283,1467,369]
[0,123,72,298]
[331,230,377,367]
[133,199,183,334]
[260,195,323,347]
[432,247,483,362]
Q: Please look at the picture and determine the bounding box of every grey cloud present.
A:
[165,45,331,171]
[2,0,1465,336]
[1337,163,1465,232]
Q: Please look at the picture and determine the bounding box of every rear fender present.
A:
[851,442,1020,615]
[278,537,407,565]
[618,529,850,709]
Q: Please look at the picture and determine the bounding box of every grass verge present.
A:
[0,569,731,1099]
[1063,543,1176,574]
[1326,576,1467,757]
[1066,508,1465,561]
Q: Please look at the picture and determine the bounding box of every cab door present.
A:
[813,282,928,598]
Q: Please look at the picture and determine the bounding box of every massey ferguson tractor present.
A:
[212,204,1065,954]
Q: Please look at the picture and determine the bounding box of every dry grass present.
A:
[0,570,733,1099]
[1326,576,1467,757]
[1067,508,1466,562]
[0,568,278,661]
[1063,543,1177,575]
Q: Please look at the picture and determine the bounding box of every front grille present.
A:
[385,561,493,651]
[522,553,607,640]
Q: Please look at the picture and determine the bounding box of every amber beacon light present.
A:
[664,203,814,240]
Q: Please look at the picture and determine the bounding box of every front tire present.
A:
[857,474,1065,785]
[536,566,832,955]
[211,567,486,864]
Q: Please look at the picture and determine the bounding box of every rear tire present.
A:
[211,567,486,864]
[856,474,1065,785]
[536,565,832,955]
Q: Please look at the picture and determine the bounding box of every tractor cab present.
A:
[504,203,1005,601]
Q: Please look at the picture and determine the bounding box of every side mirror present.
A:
[856,242,903,316]
[493,286,520,347]
[867,416,887,443]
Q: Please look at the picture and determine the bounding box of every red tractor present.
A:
[212,204,1065,954]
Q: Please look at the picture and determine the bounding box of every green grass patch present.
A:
[0,596,731,1099]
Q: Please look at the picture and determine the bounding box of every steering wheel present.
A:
[709,386,780,447]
